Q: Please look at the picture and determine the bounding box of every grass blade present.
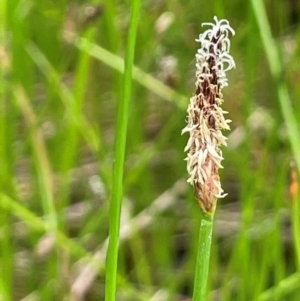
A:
[104,0,141,300]
[250,0,300,172]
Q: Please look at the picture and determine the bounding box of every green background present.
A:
[1,0,300,300]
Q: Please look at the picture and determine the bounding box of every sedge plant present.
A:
[105,0,141,300]
[182,17,235,300]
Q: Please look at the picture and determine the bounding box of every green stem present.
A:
[193,212,214,301]
[104,0,140,300]
[250,0,300,173]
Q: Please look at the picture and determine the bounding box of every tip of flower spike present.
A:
[202,16,235,36]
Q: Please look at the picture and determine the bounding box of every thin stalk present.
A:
[104,0,140,300]
[193,212,214,301]
[250,0,300,173]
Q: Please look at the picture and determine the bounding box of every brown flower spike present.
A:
[182,17,235,213]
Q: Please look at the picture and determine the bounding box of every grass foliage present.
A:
[1,0,300,300]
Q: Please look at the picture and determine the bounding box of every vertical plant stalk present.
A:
[182,17,235,300]
[250,0,300,173]
[105,0,140,300]
[193,213,214,300]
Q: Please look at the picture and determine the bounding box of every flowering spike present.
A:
[182,17,235,213]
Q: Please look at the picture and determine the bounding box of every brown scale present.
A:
[208,114,216,128]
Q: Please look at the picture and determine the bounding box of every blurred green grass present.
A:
[1,0,300,300]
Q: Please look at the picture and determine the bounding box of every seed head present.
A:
[182,16,235,213]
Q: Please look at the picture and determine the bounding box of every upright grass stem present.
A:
[193,213,214,301]
[250,0,300,293]
[104,0,140,300]
[250,0,300,173]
